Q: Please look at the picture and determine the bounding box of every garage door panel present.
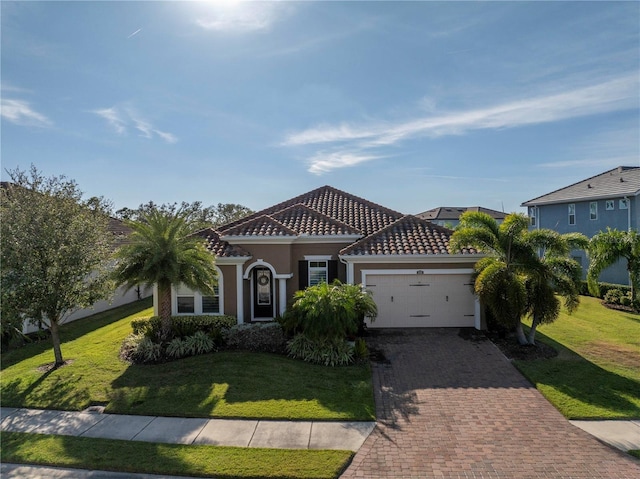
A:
[365,273,475,328]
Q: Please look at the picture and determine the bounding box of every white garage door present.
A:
[365,272,476,328]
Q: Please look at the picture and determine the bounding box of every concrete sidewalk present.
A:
[0,407,376,451]
[570,419,640,452]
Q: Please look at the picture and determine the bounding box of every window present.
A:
[177,296,195,314]
[620,198,629,210]
[309,261,328,286]
[529,207,536,226]
[605,200,614,211]
[590,202,598,220]
[568,204,575,225]
[202,286,219,313]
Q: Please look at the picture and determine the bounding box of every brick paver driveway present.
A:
[342,329,640,479]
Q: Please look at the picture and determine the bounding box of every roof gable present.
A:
[340,215,477,256]
[269,203,362,236]
[219,185,403,236]
[522,166,640,206]
[220,215,298,237]
[195,228,251,257]
[417,206,506,221]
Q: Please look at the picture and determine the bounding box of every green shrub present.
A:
[130,315,236,342]
[603,289,625,305]
[166,337,189,359]
[580,280,630,299]
[120,334,163,364]
[353,338,369,361]
[281,281,377,340]
[223,322,286,353]
[286,333,355,366]
[184,330,216,355]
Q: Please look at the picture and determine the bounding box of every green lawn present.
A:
[1,299,375,421]
[1,432,352,479]
[514,296,640,419]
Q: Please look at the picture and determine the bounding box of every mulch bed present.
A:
[36,359,74,373]
[487,334,558,361]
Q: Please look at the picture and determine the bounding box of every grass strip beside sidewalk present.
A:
[1,431,353,479]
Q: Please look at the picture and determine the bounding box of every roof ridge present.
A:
[522,166,640,205]
[222,213,298,236]
[272,202,364,235]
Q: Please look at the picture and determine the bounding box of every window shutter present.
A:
[298,260,308,290]
[328,260,338,283]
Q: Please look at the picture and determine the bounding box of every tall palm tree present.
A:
[113,209,217,340]
[587,228,640,304]
[450,212,587,345]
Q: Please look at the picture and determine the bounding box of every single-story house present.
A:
[416,206,507,228]
[154,186,484,329]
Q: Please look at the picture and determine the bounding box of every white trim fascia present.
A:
[304,255,333,261]
[295,235,363,244]
[339,254,484,264]
[236,263,244,324]
[523,191,640,207]
[215,256,251,265]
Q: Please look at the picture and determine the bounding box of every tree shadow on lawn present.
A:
[513,330,640,419]
[108,351,374,420]
[1,298,152,370]
[1,373,91,411]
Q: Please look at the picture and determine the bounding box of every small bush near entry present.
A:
[120,334,163,363]
[281,281,377,340]
[603,289,631,307]
[353,338,369,361]
[287,333,354,366]
[223,322,286,353]
[130,315,236,341]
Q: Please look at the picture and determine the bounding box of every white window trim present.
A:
[620,198,629,210]
[568,204,576,226]
[529,207,537,227]
[605,200,614,211]
[305,255,332,287]
[172,266,224,315]
[590,201,598,221]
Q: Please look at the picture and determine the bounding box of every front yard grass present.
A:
[1,299,375,421]
[514,296,640,419]
[1,432,352,479]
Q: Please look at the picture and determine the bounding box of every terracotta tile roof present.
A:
[219,185,403,237]
[270,204,362,236]
[220,215,298,237]
[195,228,251,257]
[340,215,477,256]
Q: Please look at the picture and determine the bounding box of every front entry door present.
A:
[253,268,273,318]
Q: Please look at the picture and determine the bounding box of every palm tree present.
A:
[587,228,640,304]
[450,212,587,345]
[113,209,217,340]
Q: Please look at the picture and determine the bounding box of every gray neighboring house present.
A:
[521,166,640,286]
[416,206,507,228]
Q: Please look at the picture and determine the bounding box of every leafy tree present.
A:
[450,212,587,345]
[113,209,218,340]
[0,166,114,366]
[115,201,253,231]
[587,228,640,304]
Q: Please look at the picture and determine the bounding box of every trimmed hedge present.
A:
[579,281,630,299]
[131,315,236,340]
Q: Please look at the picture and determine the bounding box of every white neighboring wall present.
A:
[22,285,152,334]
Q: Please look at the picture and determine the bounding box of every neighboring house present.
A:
[153,186,484,329]
[23,217,152,334]
[416,206,507,228]
[521,166,640,286]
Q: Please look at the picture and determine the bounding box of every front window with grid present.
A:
[309,261,328,286]
[176,283,221,314]
[590,202,598,220]
[529,207,536,226]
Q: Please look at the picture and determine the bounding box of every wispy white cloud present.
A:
[307,151,383,175]
[1,98,51,127]
[282,74,639,174]
[127,28,142,39]
[195,2,283,33]
[93,105,177,143]
[93,107,126,135]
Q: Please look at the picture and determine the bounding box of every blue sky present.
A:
[2,1,638,215]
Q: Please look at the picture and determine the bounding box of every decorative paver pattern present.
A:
[342,329,640,479]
